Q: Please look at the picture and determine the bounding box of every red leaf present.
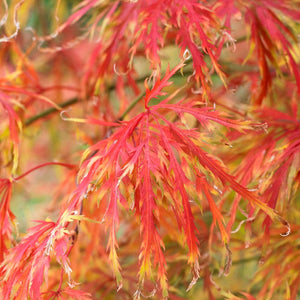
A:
[0,179,15,262]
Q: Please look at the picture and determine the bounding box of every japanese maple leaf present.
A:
[74,63,280,297]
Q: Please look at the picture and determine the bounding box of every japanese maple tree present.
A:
[0,0,299,299]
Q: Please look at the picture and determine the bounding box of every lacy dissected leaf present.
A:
[0,211,84,299]
[0,220,54,300]
[75,64,279,296]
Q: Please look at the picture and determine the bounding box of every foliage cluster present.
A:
[0,0,300,299]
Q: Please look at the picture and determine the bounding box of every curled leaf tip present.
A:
[223,243,232,276]
[117,282,123,292]
[259,256,265,265]
[60,110,86,123]
[187,261,200,292]
[140,286,157,298]
[280,220,291,237]
[133,289,141,300]
[183,48,192,61]
[186,276,199,292]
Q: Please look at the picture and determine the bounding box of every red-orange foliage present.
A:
[0,0,299,299]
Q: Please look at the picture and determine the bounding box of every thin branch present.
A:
[25,98,78,127]
[118,91,145,121]
[13,162,75,181]
[232,255,260,265]
[23,74,183,126]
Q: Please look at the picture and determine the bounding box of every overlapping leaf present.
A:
[55,0,226,99]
